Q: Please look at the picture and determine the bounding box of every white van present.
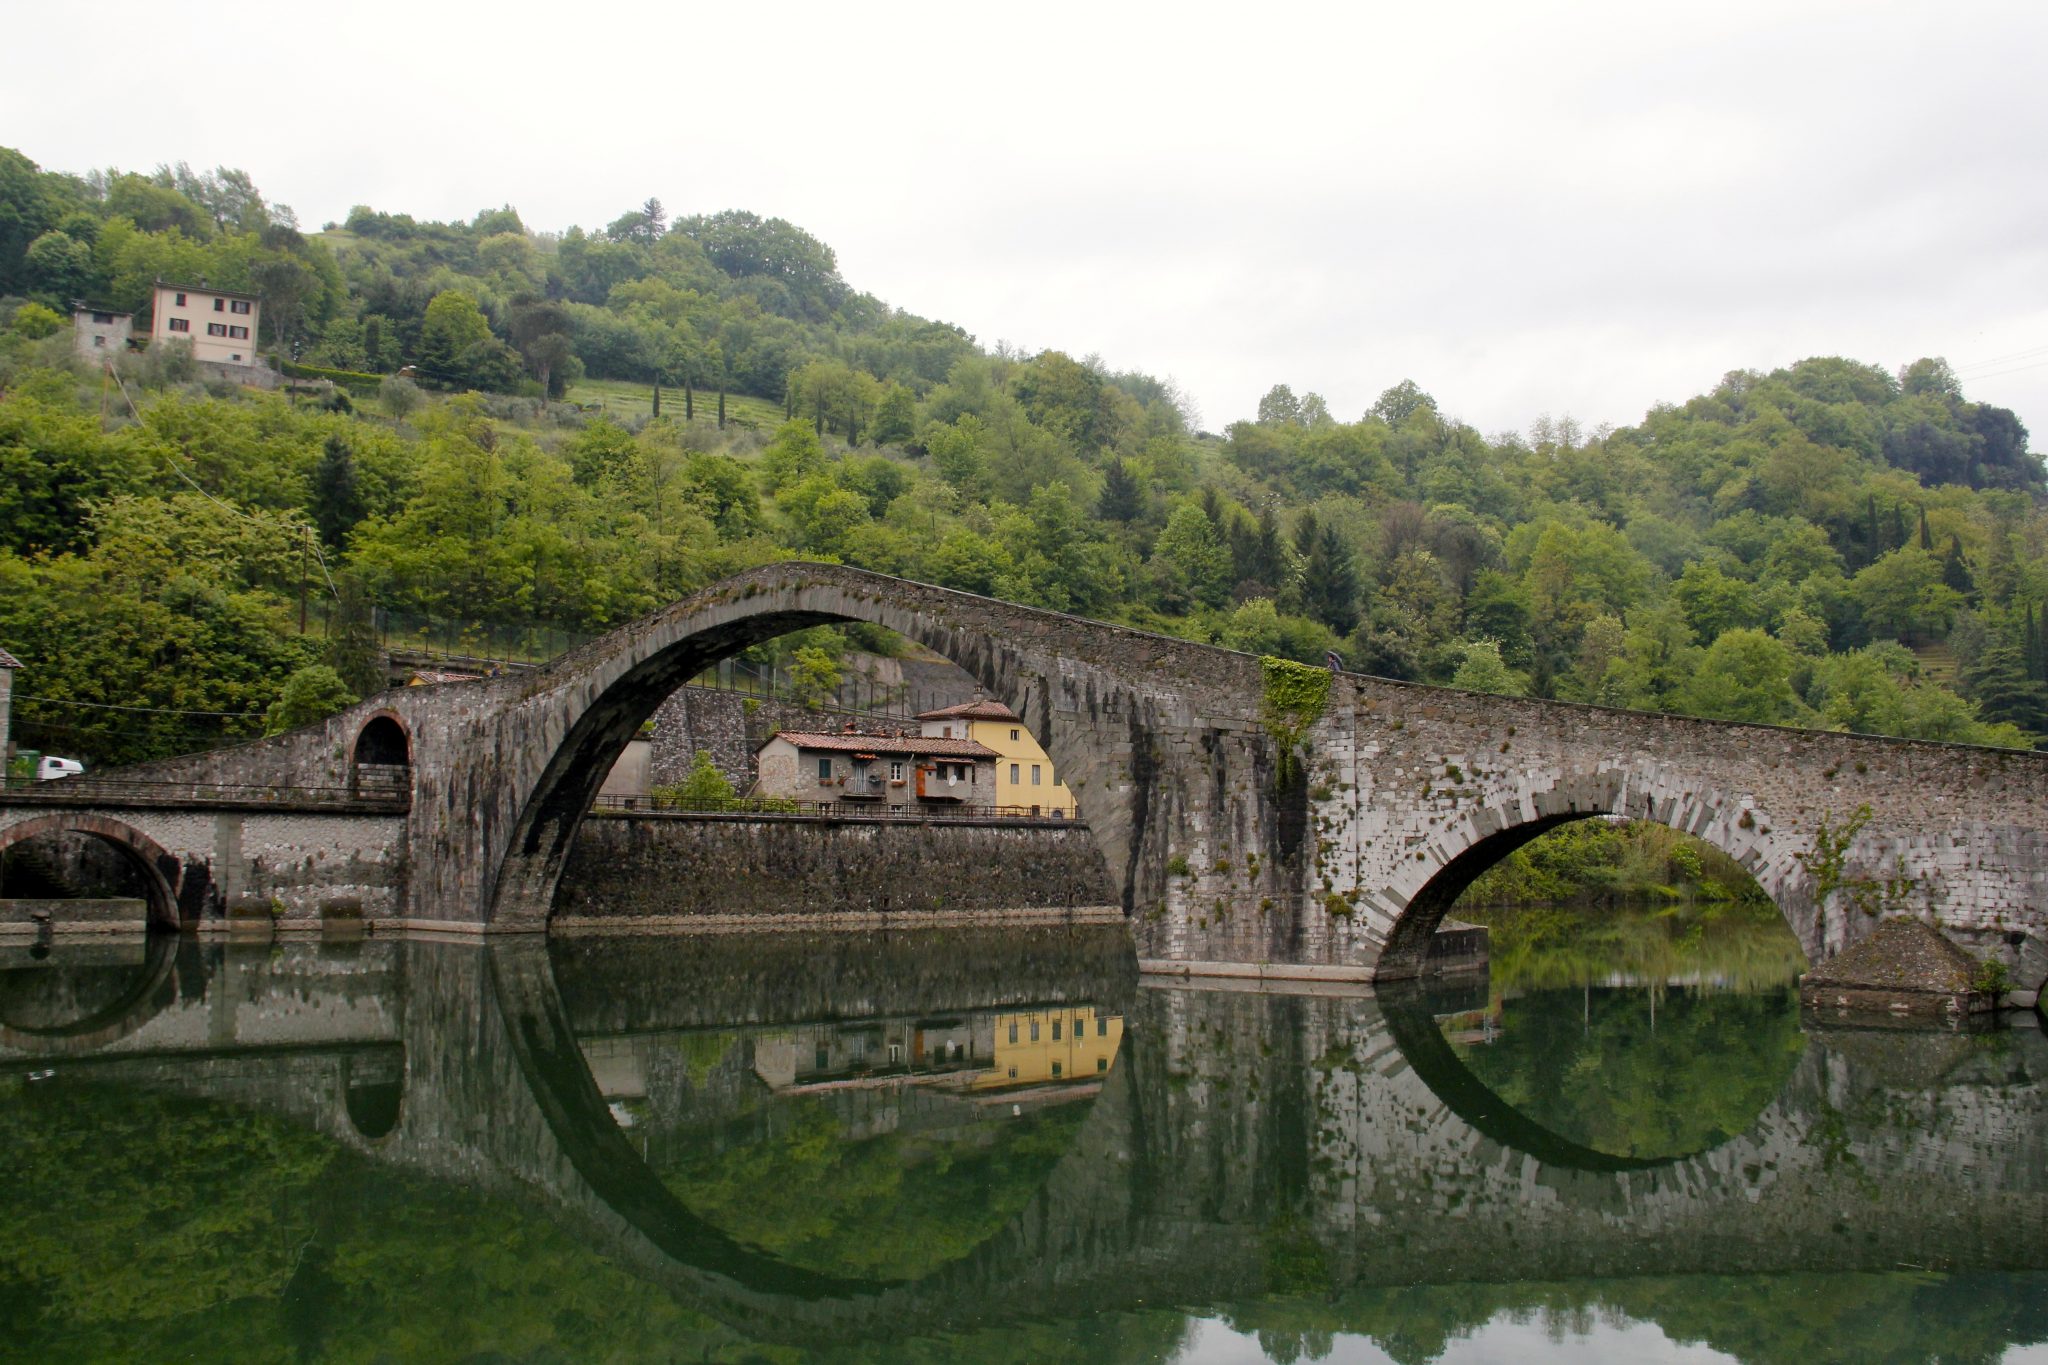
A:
[36,756,84,781]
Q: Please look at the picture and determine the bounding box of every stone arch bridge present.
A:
[3,562,2044,991]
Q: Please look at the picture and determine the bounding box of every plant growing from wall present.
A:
[1796,804,1920,921]
[1260,655,1331,786]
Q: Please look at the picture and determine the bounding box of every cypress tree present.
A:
[684,379,693,422]
[1864,494,1881,565]
[718,388,727,430]
[1892,503,1909,554]
[1941,533,1975,598]
[1254,506,1286,588]
[1919,506,1933,552]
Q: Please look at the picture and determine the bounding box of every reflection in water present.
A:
[1448,986,1805,1161]
[0,929,2042,1363]
[578,1002,1124,1281]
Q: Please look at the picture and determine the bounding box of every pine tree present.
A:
[310,434,363,551]
[1097,458,1142,522]
[1303,525,1360,635]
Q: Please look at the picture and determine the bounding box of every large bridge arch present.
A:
[1371,767,1814,979]
[474,567,1181,931]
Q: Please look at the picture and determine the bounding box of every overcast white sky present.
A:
[9,0,2046,440]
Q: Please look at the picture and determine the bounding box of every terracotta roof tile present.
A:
[0,647,19,669]
[761,731,999,759]
[915,698,1019,722]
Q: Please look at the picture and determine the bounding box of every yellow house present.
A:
[973,1006,1123,1089]
[916,698,1075,816]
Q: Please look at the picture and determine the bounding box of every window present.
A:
[1031,765,1042,786]
[91,311,114,324]
[1007,1066,1018,1079]
[1097,1056,1108,1072]
[167,317,189,332]
[1008,1022,1018,1044]
[228,325,248,339]
[1029,1020,1040,1042]
[230,299,251,314]
[817,757,833,781]
[1010,763,1020,784]
[230,354,241,362]
[1052,1020,1062,1041]
[1051,1061,1062,1078]
[889,761,903,781]
[213,298,225,311]
[92,335,105,348]
[815,1045,829,1070]
[174,292,187,306]
[207,323,228,336]
[1010,728,1020,741]
[1098,1018,1108,1037]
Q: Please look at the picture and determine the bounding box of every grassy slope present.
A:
[565,377,785,429]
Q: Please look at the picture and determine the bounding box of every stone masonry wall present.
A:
[555,813,1117,922]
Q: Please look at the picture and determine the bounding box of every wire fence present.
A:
[591,793,1082,824]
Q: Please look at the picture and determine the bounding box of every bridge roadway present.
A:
[6,931,2042,1347]
[2,562,2045,991]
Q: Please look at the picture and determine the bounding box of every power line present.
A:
[1954,342,2048,374]
[15,694,265,718]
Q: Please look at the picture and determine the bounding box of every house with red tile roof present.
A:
[753,727,998,810]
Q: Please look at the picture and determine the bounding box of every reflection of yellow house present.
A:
[917,699,1075,816]
[974,1006,1122,1089]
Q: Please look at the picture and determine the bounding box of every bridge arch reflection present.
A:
[0,931,180,1056]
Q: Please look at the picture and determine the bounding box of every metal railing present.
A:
[0,775,409,808]
[591,793,1082,824]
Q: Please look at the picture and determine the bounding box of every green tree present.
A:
[787,645,841,708]
[10,300,63,337]
[1449,638,1529,696]
[1675,628,1804,724]
[1850,548,1962,642]
[1153,503,1232,610]
[870,383,916,446]
[264,664,357,734]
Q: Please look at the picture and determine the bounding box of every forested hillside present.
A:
[2,145,2044,768]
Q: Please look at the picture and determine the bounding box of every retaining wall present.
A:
[555,812,1118,925]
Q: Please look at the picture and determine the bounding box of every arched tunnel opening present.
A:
[546,620,1116,927]
[1386,813,1809,1164]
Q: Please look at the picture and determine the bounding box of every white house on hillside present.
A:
[151,282,261,368]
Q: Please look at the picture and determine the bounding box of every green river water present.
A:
[0,903,2041,1363]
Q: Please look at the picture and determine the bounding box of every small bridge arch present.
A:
[0,812,185,932]
[1373,768,1813,978]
